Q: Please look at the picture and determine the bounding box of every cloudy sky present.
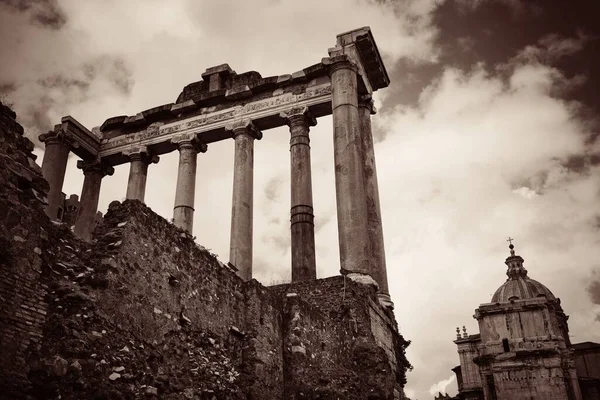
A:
[1,0,599,398]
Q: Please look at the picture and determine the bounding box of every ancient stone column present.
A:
[123,146,159,202]
[226,120,262,281]
[171,133,207,234]
[327,55,372,276]
[38,130,71,220]
[74,159,114,241]
[358,94,391,306]
[280,107,317,282]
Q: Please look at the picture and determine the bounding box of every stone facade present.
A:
[0,101,411,399]
[450,244,597,400]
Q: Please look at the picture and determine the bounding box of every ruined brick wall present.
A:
[0,103,408,399]
[272,276,410,399]
[241,281,284,398]
[0,102,50,398]
[32,199,283,399]
[87,200,247,342]
[282,292,351,398]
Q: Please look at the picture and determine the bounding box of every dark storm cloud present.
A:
[0,0,66,29]
[0,82,16,94]
[588,269,600,301]
[436,0,599,106]
[37,74,91,91]
[24,95,54,134]
[586,268,600,321]
[381,0,600,118]
[453,0,543,19]
[106,58,135,95]
[79,56,135,96]
[17,55,134,136]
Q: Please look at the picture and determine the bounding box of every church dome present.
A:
[491,242,556,303]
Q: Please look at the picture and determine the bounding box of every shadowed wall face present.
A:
[0,103,49,397]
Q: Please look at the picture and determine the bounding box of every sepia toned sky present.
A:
[1,0,599,398]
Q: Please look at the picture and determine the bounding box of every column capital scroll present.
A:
[77,159,114,177]
[171,132,208,153]
[122,145,160,164]
[280,106,317,128]
[225,119,262,140]
[38,129,79,149]
[358,94,377,115]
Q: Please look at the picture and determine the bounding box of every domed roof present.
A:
[491,242,556,303]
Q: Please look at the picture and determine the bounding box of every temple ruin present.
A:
[0,27,411,399]
[38,26,392,305]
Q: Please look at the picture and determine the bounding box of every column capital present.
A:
[280,106,317,128]
[225,119,262,140]
[77,159,114,177]
[38,129,79,149]
[358,94,377,115]
[171,132,208,153]
[322,55,359,76]
[122,145,160,165]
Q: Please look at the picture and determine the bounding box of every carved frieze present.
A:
[100,82,332,158]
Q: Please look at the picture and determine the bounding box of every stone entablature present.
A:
[47,28,388,168]
[100,79,332,165]
[39,116,101,160]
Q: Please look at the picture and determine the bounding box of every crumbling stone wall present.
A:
[282,292,353,398]
[0,102,51,398]
[240,281,284,398]
[273,277,410,399]
[26,199,283,399]
[0,103,410,399]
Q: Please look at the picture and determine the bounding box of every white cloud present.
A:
[429,374,455,395]
[372,59,600,397]
[518,32,592,65]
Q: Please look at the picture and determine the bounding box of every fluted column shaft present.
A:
[74,160,114,241]
[328,56,372,275]
[358,95,390,300]
[281,107,317,282]
[227,120,262,281]
[125,147,159,202]
[172,135,207,234]
[39,133,70,220]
